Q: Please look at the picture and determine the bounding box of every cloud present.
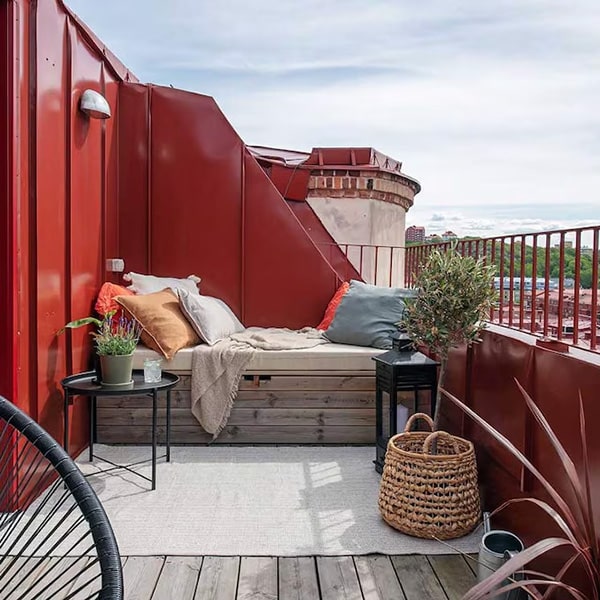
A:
[65,0,600,235]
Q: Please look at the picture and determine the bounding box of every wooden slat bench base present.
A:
[95,370,429,445]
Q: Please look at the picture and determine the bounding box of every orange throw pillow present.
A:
[116,289,200,360]
[317,281,350,330]
[95,282,135,317]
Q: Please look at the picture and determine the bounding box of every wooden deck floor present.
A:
[118,554,477,600]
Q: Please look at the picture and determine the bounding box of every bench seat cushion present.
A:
[132,342,382,372]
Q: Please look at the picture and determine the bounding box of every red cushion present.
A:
[95,282,135,317]
[317,281,350,330]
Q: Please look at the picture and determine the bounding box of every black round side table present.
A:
[61,370,179,490]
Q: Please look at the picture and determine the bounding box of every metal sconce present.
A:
[79,89,111,119]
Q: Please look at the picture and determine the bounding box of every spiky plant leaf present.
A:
[57,317,103,335]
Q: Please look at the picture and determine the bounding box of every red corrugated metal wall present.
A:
[1,1,13,404]
[4,0,353,456]
[3,0,127,455]
[118,84,343,328]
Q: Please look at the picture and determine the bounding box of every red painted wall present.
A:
[3,0,132,455]
[5,0,354,457]
[118,84,346,328]
[1,1,13,404]
[443,328,600,591]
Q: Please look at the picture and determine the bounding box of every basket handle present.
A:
[423,431,461,455]
[403,412,435,433]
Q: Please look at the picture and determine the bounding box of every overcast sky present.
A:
[67,0,600,239]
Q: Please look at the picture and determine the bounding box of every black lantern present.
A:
[391,328,414,352]
[372,349,439,473]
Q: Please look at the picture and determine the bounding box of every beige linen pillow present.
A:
[122,272,201,295]
[116,288,200,360]
[177,289,244,345]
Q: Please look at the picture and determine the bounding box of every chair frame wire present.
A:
[0,395,123,599]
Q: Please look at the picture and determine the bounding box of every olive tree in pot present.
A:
[60,312,141,386]
[401,246,496,424]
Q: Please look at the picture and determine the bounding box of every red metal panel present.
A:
[1,0,13,401]
[58,0,138,84]
[269,163,310,201]
[243,153,339,328]
[34,0,70,440]
[68,25,104,375]
[532,350,600,511]
[286,201,360,284]
[443,329,600,591]
[4,0,33,417]
[118,83,149,274]
[148,86,244,315]
[305,147,372,167]
[121,84,343,327]
[103,68,120,278]
[32,0,124,450]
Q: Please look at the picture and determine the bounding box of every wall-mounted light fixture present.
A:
[79,89,111,119]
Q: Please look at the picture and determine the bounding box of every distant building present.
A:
[406,225,425,242]
[425,234,442,243]
[441,230,458,241]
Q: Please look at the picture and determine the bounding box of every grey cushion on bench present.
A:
[324,280,416,349]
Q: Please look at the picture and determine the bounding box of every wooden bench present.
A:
[95,344,428,445]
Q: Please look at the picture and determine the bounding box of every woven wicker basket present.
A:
[378,413,480,540]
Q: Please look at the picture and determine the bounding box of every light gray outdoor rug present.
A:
[76,445,482,556]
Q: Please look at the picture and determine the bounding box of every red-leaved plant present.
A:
[441,382,599,600]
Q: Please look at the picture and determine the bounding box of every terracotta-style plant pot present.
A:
[99,353,134,387]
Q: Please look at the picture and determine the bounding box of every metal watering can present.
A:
[477,513,526,600]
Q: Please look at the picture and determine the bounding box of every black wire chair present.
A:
[0,395,123,599]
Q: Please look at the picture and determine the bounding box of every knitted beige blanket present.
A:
[191,328,326,438]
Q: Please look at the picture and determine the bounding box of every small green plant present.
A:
[401,246,496,423]
[59,313,141,356]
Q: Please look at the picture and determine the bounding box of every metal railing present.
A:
[317,243,406,288]
[404,226,600,353]
[322,225,600,353]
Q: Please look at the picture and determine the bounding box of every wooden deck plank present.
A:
[122,556,165,600]
[2,556,56,599]
[463,553,479,577]
[354,555,406,600]
[238,376,375,392]
[108,555,473,599]
[194,556,240,600]
[62,560,105,600]
[31,557,70,600]
[428,555,477,599]
[98,390,377,409]
[97,424,375,444]
[237,557,278,600]
[152,556,202,599]
[278,557,320,600]
[391,555,447,600]
[99,407,375,427]
[316,556,362,600]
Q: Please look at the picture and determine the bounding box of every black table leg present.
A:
[64,390,70,454]
[166,390,171,462]
[152,388,157,490]
[89,396,96,462]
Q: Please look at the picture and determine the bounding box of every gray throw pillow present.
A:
[177,289,245,345]
[324,280,415,349]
